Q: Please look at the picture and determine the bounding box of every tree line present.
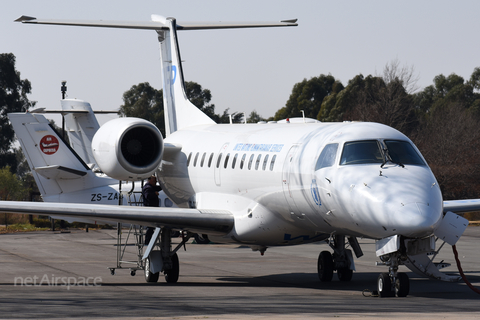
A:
[2,53,480,202]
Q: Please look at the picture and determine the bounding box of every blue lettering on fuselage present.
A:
[233,143,284,152]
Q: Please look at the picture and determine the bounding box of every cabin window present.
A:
[224,153,230,169]
[187,152,193,166]
[200,152,206,167]
[315,143,338,170]
[248,154,254,170]
[255,154,262,170]
[240,154,246,169]
[216,153,223,168]
[384,140,426,166]
[208,153,214,167]
[270,155,276,171]
[262,154,269,171]
[340,140,383,165]
[193,152,199,167]
[232,153,238,169]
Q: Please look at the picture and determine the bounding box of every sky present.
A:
[2,0,480,126]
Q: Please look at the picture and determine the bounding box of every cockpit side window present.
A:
[340,140,383,165]
[384,140,426,166]
[315,143,338,170]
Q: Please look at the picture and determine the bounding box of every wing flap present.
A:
[0,201,233,235]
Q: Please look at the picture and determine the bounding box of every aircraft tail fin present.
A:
[154,16,215,136]
[15,15,297,136]
[8,112,106,200]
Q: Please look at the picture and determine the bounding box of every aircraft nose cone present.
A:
[393,202,442,237]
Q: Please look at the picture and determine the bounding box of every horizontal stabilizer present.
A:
[0,201,234,235]
[35,165,87,180]
[15,16,298,31]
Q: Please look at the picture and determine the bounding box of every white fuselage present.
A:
[160,121,443,246]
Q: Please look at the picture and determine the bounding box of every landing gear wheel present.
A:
[337,267,353,282]
[318,251,334,282]
[395,272,410,297]
[194,234,210,244]
[164,252,179,283]
[144,257,159,283]
[377,273,394,297]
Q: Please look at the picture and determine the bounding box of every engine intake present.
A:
[92,118,163,181]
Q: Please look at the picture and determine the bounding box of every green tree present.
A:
[0,53,34,173]
[319,61,419,135]
[185,81,216,120]
[119,81,242,134]
[246,110,265,123]
[411,66,480,200]
[119,82,165,135]
[0,166,26,200]
[275,74,340,121]
[413,68,480,114]
[414,103,480,199]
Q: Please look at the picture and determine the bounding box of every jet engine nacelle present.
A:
[92,117,163,181]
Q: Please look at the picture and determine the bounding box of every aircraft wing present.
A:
[0,201,233,235]
[443,199,480,213]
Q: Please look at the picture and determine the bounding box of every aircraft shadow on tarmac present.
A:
[93,272,480,299]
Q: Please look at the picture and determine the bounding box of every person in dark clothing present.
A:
[142,175,162,245]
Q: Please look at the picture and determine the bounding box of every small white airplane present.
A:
[9,99,175,213]
[2,15,480,298]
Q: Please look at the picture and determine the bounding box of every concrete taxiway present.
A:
[1,227,479,319]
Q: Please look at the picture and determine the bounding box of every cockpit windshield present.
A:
[340,139,426,166]
[340,140,383,165]
[384,140,426,166]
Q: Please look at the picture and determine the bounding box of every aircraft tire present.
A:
[318,251,334,282]
[164,252,179,283]
[395,272,409,297]
[337,267,353,282]
[144,257,159,283]
[377,273,394,297]
[194,234,210,244]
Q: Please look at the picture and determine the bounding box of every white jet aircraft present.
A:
[2,15,480,298]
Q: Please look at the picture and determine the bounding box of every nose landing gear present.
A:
[376,251,410,297]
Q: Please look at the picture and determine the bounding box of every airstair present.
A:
[108,182,147,276]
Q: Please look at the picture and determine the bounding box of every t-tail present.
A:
[153,16,215,135]
[8,111,117,202]
[15,15,298,136]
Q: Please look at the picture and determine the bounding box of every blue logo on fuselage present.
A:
[311,179,321,206]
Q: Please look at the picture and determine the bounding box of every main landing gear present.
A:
[318,235,363,282]
[144,227,190,284]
